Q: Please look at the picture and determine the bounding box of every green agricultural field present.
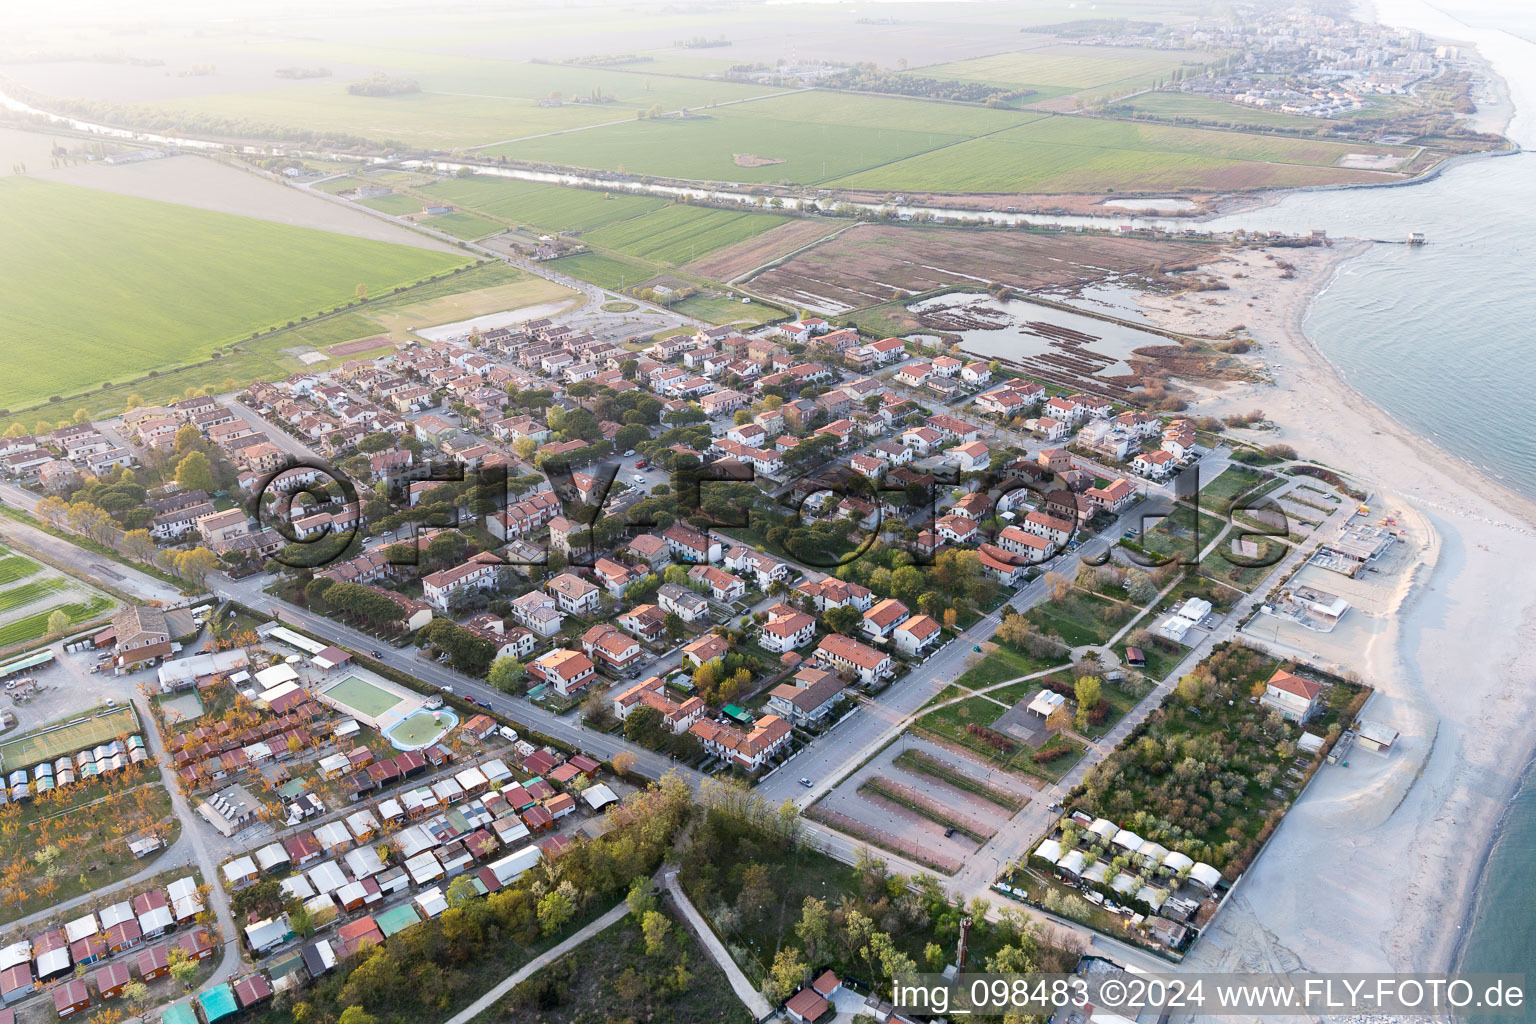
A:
[417,176,669,232]
[0,578,68,614]
[358,192,427,215]
[143,47,775,149]
[0,556,41,586]
[490,90,1033,184]
[0,706,139,769]
[547,251,661,291]
[580,205,782,265]
[0,178,468,413]
[0,262,573,433]
[1104,92,1333,130]
[0,596,114,650]
[833,114,1417,194]
[916,48,1204,103]
[422,210,504,240]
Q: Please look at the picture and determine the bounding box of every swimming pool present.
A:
[384,708,459,751]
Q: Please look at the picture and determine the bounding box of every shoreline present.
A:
[1131,230,1536,979]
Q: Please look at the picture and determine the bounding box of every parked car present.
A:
[623,449,637,457]
[799,778,813,788]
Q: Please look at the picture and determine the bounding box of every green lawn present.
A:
[915,695,1083,782]
[1198,464,1276,516]
[1023,588,1140,647]
[1131,503,1227,566]
[955,645,1063,690]
[1198,535,1290,593]
[832,114,1417,194]
[668,293,780,326]
[546,251,661,291]
[0,177,467,412]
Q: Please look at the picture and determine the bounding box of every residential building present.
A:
[814,634,894,685]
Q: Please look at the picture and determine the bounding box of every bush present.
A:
[965,722,1014,754]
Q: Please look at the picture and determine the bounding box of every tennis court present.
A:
[321,675,406,720]
[0,706,139,769]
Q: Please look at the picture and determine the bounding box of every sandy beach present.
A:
[1128,241,1536,982]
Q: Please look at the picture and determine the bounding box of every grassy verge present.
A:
[859,776,993,843]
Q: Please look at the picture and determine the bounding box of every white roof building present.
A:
[1027,690,1066,718]
[1056,849,1087,876]
[480,758,512,783]
[1088,818,1118,841]
[307,860,349,895]
[344,846,386,879]
[1162,851,1194,874]
[64,914,99,945]
[405,851,445,886]
[1034,839,1063,863]
[1189,862,1223,890]
[281,875,316,902]
[222,856,258,885]
[1111,829,1144,854]
[415,887,448,919]
[487,846,542,887]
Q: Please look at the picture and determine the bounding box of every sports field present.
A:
[0,177,469,411]
[831,114,1416,193]
[321,675,407,720]
[359,192,427,215]
[0,706,139,770]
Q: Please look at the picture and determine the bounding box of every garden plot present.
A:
[0,554,116,651]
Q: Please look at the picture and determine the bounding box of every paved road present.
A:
[663,869,774,1018]
[0,483,188,606]
[212,572,705,788]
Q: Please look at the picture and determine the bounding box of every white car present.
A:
[632,474,647,486]
[623,449,636,457]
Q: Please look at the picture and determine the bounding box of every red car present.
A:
[634,459,648,469]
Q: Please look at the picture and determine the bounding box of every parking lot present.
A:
[811,732,1035,875]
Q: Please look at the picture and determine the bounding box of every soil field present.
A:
[746,223,1209,314]
[683,218,845,281]
[11,142,459,252]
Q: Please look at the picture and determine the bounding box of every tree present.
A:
[824,603,862,636]
[612,751,636,775]
[764,946,807,1003]
[446,874,478,909]
[174,547,221,586]
[537,881,576,935]
[736,863,774,923]
[173,423,203,458]
[1044,571,1071,602]
[1075,676,1103,730]
[486,655,527,693]
[167,948,198,989]
[625,876,656,920]
[121,981,149,1015]
[1046,704,1072,733]
[623,704,666,747]
[795,896,829,964]
[338,1008,377,1024]
[175,451,214,494]
[641,909,670,955]
[46,609,70,637]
